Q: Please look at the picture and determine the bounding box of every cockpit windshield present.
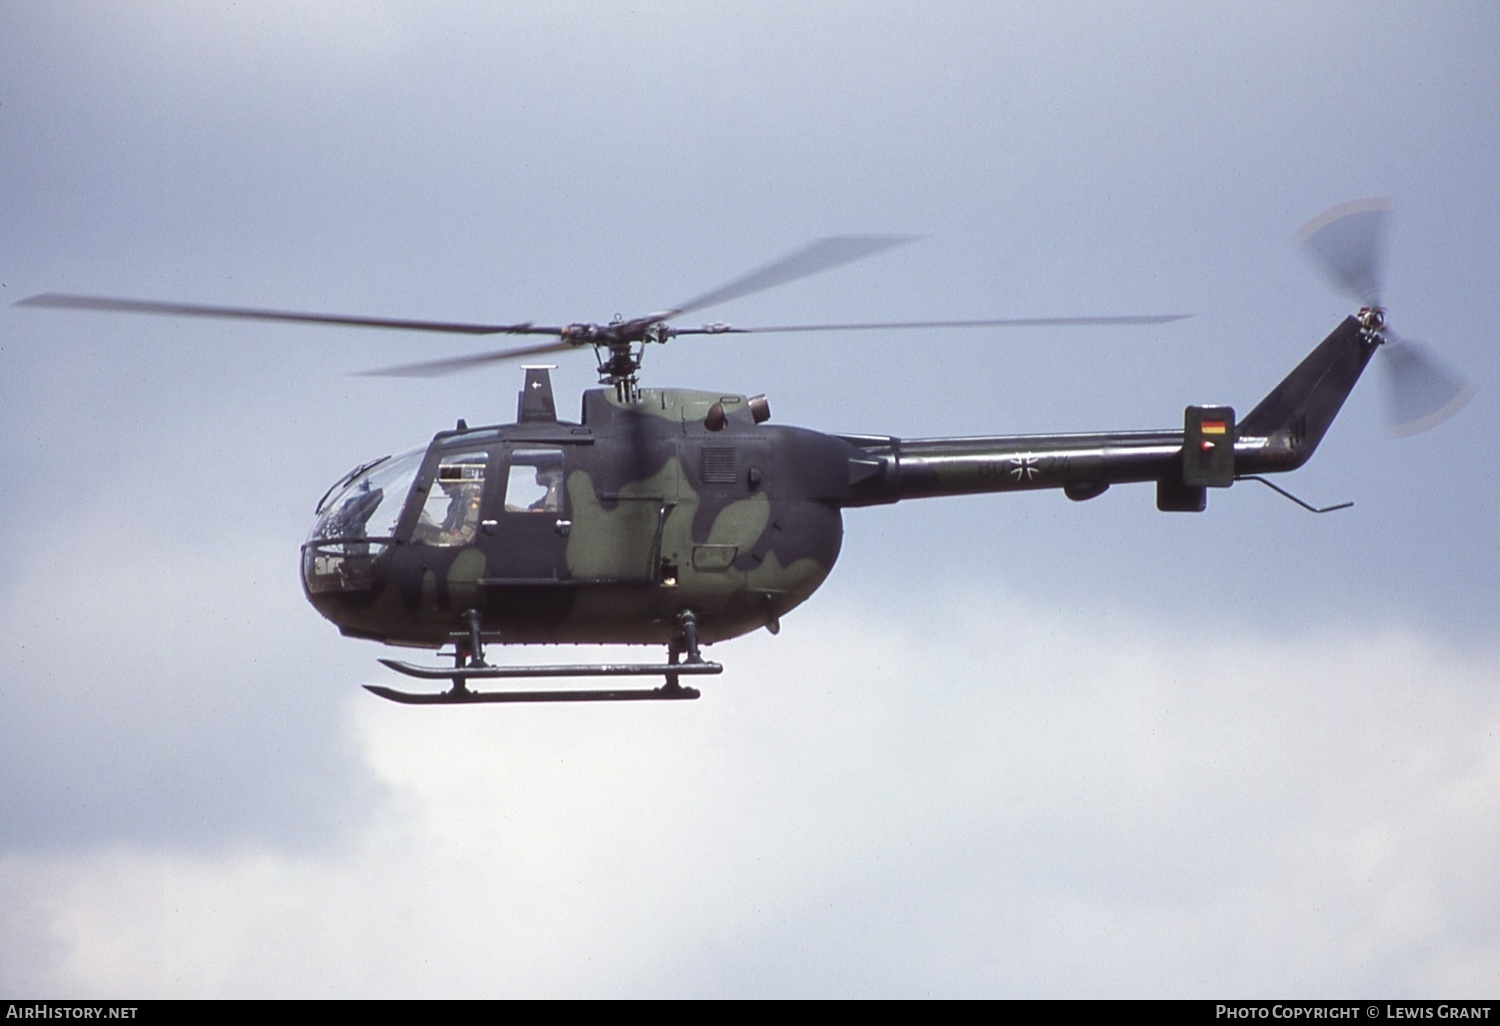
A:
[303,446,428,595]
[309,446,426,544]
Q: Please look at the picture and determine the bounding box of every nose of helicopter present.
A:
[300,447,428,633]
[301,541,383,597]
[300,538,413,645]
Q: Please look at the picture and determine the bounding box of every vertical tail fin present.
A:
[1238,317,1378,468]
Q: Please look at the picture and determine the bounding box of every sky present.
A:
[1,1,1498,998]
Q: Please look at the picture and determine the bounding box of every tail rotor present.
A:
[1297,198,1473,435]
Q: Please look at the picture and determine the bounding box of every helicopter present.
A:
[17,200,1471,705]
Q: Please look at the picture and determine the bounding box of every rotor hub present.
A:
[1357,305,1386,336]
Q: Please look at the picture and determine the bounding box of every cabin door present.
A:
[495,444,573,582]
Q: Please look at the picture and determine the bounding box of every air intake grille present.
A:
[700,446,739,484]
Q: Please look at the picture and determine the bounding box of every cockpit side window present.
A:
[413,451,489,547]
[504,447,565,513]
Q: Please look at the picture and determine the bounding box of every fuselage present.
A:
[302,318,1378,651]
[302,383,851,648]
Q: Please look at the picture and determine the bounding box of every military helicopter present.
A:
[18,200,1470,704]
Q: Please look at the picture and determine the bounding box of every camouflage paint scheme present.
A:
[302,317,1377,651]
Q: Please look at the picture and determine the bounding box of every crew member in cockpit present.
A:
[415,478,482,545]
[530,465,563,512]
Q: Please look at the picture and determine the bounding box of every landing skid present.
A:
[365,681,704,704]
[375,658,723,682]
[364,608,720,705]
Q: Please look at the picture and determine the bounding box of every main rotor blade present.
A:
[15,293,558,337]
[1295,198,1390,307]
[660,235,919,321]
[675,313,1192,335]
[359,339,581,377]
[1381,334,1475,436]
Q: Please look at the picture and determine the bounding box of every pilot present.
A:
[415,479,482,545]
[440,481,483,541]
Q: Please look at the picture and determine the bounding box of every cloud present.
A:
[3,592,1495,997]
[0,506,381,855]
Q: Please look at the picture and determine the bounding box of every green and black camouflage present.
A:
[302,317,1378,651]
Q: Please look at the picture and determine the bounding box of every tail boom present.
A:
[836,318,1378,510]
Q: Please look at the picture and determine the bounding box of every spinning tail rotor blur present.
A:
[1296,198,1473,436]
